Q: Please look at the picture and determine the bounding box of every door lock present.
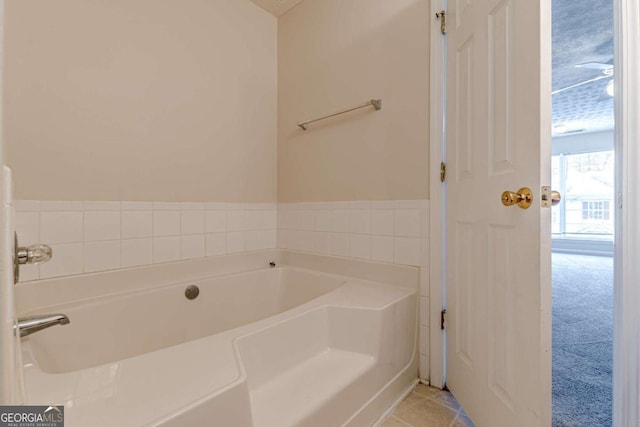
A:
[501,187,533,209]
[541,186,562,208]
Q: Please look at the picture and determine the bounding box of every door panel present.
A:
[454,221,474,368]
[444,0,552,425]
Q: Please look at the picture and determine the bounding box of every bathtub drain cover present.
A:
[185,285,200,300]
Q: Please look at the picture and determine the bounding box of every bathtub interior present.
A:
[17,252,420,427]
[236,302,415,427]
[22,267,345,374]
[151,283,417,427]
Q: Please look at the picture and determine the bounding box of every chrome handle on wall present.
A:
[14,232,53,284]
[17,244,52,265]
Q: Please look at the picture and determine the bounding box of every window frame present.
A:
[551,130,614,256]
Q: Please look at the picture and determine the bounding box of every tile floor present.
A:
[382,383,475,427]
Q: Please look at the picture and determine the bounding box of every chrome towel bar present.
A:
[297,99,382,130]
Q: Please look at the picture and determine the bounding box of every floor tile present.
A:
[413,384,460,411]
[413,383,442,399]
[429,391,461,412]
[451,410,475,427]
[393,395,458,427]
[381,416,413,427]
[388,384,475,427]
[397,391,429,409]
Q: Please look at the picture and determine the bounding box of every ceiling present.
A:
[250,0,614,136]
[552,0,614,135]
[250,0,303,16]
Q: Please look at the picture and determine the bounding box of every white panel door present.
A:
[444,0,552,426]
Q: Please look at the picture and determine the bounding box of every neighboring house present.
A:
[564,170,614,236]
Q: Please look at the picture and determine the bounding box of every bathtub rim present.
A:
[15,250,419,314]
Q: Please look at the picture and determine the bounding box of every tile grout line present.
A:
[413,389,460,412]
[390,385,470,427]
[448,408,463,427]
[390,415,414,426]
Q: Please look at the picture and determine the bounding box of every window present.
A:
[582,201,610,220]
[552,150,614,241]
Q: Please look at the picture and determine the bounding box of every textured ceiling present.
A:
[250,0,304,16]
[552,0,614,135]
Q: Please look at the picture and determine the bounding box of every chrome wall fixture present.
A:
[297,99,382,130]
[14,232,53,284]
[16,314,69,338]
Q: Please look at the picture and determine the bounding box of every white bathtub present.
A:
[15,250,419,427]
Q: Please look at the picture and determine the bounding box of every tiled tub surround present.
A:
[17,250,419,427]
[14,200,428,281]
[14,201,277,281]
[14,199,431,382]
[277,201,428,267]
[277,200,431,381]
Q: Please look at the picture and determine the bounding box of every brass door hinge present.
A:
[440,162,446,182]
[436,10,446,34]
[441,309,447,330]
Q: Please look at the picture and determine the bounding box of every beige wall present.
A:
[4,0,277,202]
[277,0,429,202]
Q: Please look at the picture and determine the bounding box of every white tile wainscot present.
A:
[277,200,431,381]
[14,199,431,384]
[14,201,277,281]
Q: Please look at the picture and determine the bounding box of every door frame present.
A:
[428,0,445,389]
[428,0,640,423]
[613,0,640,425]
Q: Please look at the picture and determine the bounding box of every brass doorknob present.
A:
[501,187,533,209]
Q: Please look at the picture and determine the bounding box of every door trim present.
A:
[613,0,640,425]
[428,0,445,389]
